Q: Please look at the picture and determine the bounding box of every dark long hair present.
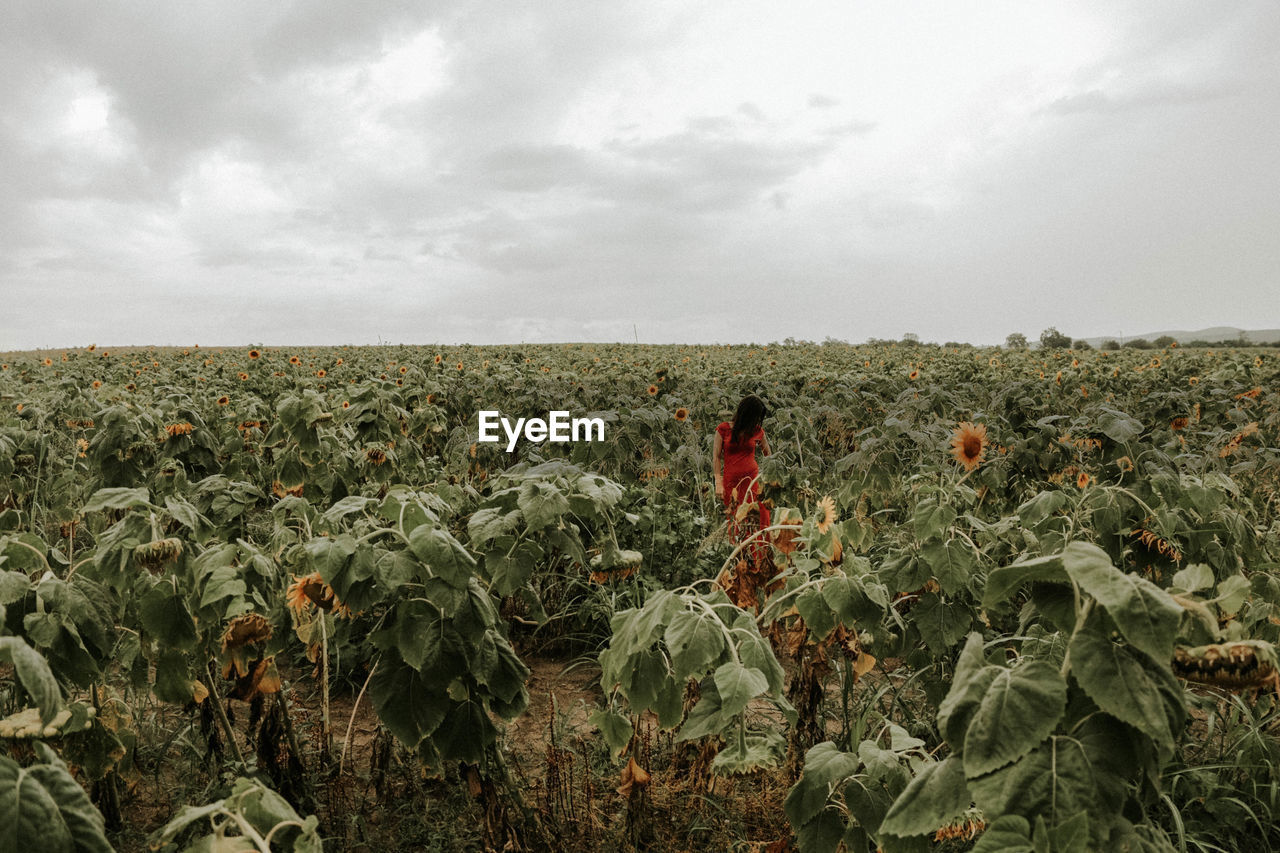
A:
[730,394,767,445]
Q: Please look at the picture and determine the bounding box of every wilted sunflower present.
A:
[1077,471,1090,489]
[1170,416,1189,431]
[248,349,261,359]
[674,407,689,422]
[646,384,659,396]
[125,383,136,392]
[949,422,988,472]
[816,496,838,534]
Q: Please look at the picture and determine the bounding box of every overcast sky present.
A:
[3,1,1278,349]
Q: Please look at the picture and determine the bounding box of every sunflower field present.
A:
[1,342,1278,852]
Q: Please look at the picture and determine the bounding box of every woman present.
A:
[712,394,772,539]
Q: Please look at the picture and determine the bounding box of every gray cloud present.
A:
[2,1,1278,349]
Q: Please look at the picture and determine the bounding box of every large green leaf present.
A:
[1061,542,1181,662]
[962,660,1066,777]
[368,654,449,748]
[664,608,726,680]
[713,661,769,718]
[137,585,198,651]
[0,637,62,725]
[969,736,1096,826]
[784,742,862,827]
[936,633,1001,749]
[912,500,956,541]
[82,487,152,514]
[0,744,113,853]
[983,552,1070,607]
[407,525,475,589]
[517,480,570,531]
[920,539,973,595]
[1068,612,1177,751]
[969,815,1033,853]
[910,593,972,655]
[879,755,970,838]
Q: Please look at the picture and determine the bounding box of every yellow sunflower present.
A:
[674,407,689,422]
[949,422,988,472]
[816,496,838,534]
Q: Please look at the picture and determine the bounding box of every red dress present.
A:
[717,422,771,535]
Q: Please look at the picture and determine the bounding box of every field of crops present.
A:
[1,342,1278,852]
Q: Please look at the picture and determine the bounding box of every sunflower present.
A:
[316,369,326,378]
[1255,356,1264,368]
[1077,471,1090,489]
[399,366,408,374]
[341,401,350,409]
[908,369,919,381]
[285,573,346,616]
[217,395,230,406]
[42,358,52,366]
[816,496,838,534]
[76,438,89,458]
[1188,376,1198,385]
[949,422,988,471]
[289,356,301,365]
[434,354,443,364]
[87,344,96,351]
[1071,359,1080,368]
[91,380,101,389]
[426,393,437,405]
[395,379,403,387]
[674,407,689,422]
[1080,386,1088,398]
[1170,416,1188,431]
[335,358,343,365]
[237,372,248,380]
[456,362,464,371]
[1116,456,1134,473]
[125,383,136,392]
[646,384,659,396]
[248,349,261,359]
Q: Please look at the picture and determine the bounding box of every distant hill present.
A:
[1077,327,1280,348]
